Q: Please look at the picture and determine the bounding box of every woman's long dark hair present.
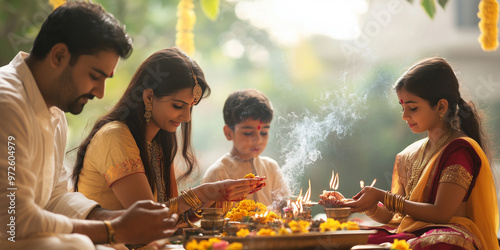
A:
[72,47,210,195]
[393,57,489,157]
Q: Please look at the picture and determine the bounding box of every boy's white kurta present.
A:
[0,52,98,242]
[202,153,290,207]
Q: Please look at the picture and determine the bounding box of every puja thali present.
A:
[188,229,376,250]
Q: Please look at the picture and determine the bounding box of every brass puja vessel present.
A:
[324,207,352,223]
[200,208,226,231]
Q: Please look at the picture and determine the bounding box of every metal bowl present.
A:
[324,207,351,223]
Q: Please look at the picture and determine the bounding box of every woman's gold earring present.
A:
[144,104,152,125]
[440,113,444,120]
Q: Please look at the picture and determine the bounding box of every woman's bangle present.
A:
[103,220,115,245]
[383,191,406,215]
[181,188,203,211]
[365,205,379,217]
[166,197,178,214]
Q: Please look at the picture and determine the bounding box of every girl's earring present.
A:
[144,104,152,125]
[439,113,444,120]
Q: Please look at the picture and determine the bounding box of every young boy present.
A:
[202,89,290,208]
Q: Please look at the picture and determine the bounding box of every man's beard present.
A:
[53,67,94,114]
[67,94,94,115]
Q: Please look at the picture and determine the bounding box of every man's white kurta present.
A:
[0,52,98,240]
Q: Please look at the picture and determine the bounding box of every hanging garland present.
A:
[478,0,499,51]
[176,0,196,56]
[175,0,219,56]
[49,0,66,10]
[410,0,499,52]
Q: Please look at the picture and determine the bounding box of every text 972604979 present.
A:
[6,135,16,242]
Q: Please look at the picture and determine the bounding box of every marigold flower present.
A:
[278,227,292,235]
[256,228,276,236]
[225,199,280,223]
[320,218,341,232]
[341,221,360,230]
[478,0,499,51]
[244,173,256,178]
[289,220,310,233]
[185,239,199,250]
[391,239,411,250]
[228,242,244,250]
[236,228,250,237]
[186,238,232,250]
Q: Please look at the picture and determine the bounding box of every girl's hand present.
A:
[341,187,384,213]
[318,190,346,206]
[196,178,266,202]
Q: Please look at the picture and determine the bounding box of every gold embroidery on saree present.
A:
[440,164,472,191]
[410,224,480,250]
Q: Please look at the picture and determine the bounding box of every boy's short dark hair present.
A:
[30,1,133,64]
[223,89,273,130]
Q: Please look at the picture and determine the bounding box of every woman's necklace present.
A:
[405,129,452,199]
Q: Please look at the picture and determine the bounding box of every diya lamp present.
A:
[283,200,294,220]
[299,179,315,221]
[322,170,352,223]
[283,179,317,221]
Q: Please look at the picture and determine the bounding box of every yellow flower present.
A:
[49,0,66,10]
[339,221,360,231]
[278,227,292,235]
[186,238,230,250]
[198,240,211,249]
[289,220,310,233]
[319,218,341,232]
[185,239,199,250]
[478,0,499,51]
[228,242,244,250]
[226,199,277,223]
[244,173,256,178]
[208,237,222,244]
[391,239,411,250]
[236,228,250,237]
[256,228,276,236]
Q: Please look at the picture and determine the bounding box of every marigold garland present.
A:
[176,0,196,55]
[478,0,499,51]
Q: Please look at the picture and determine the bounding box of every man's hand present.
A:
[112,200,178,244]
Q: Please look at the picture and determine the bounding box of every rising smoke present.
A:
[277,86,368,193]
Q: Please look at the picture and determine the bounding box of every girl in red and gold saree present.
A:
[325,57,499,249]
[70,48,265,227]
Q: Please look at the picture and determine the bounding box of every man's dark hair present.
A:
[223,89,273,130]
[30,1,132,64]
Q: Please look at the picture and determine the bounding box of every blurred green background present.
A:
[1,0,499,217]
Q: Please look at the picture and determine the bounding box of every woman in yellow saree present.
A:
[71,47,265,222]
[332,57,498,249]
